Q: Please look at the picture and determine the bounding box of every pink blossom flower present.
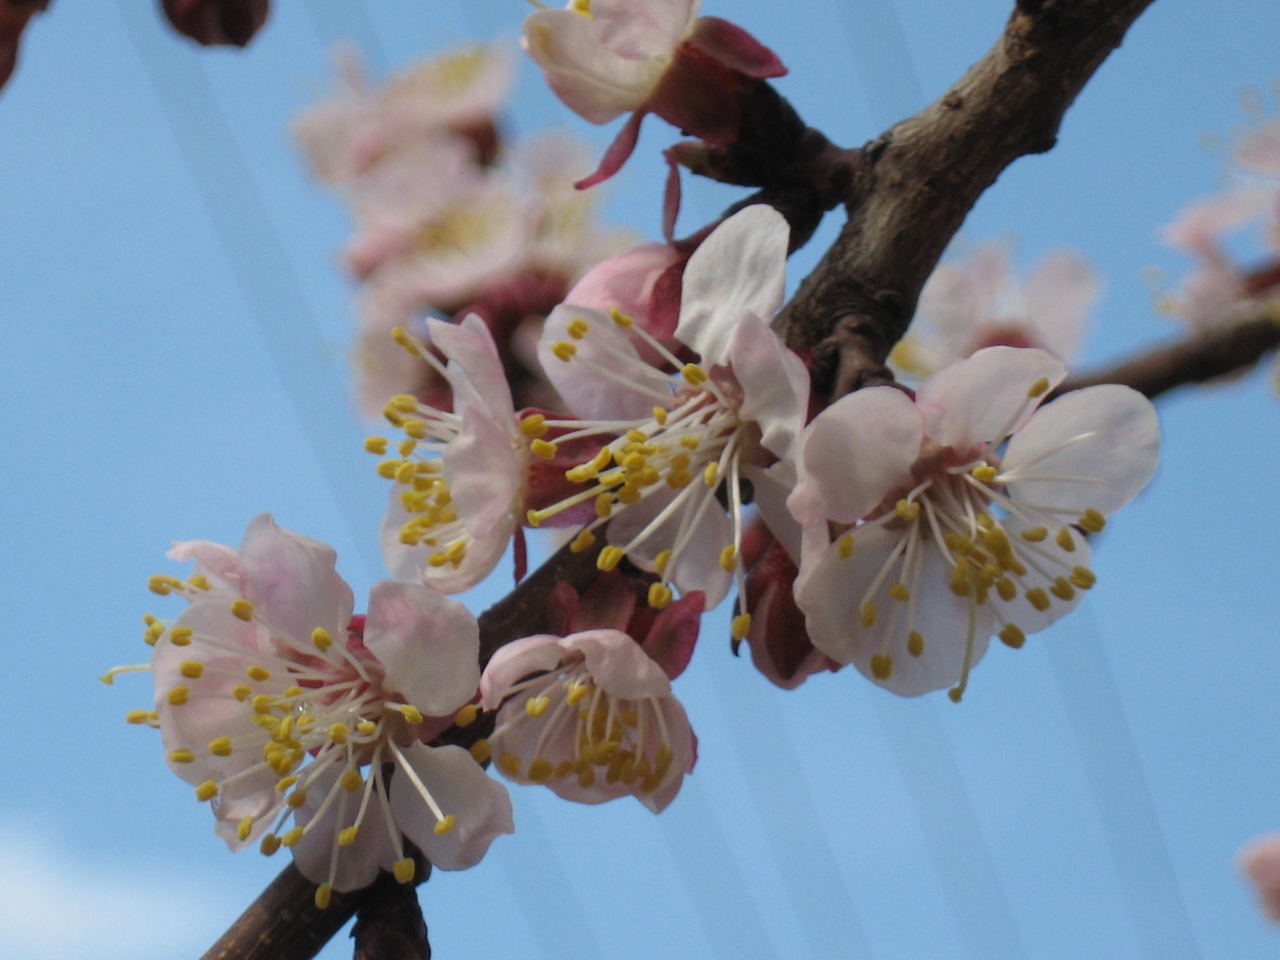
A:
[893,242,1098,377]
[477,629,696,812]
[1239,833,1280,922]
[106,515,512,905]
[522,0,786,186]
[527,205,809,629]
[788,347,1159,700]
[293,44,512,185]
[371,316,532,594]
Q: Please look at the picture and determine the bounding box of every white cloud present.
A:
[0,821,238,960]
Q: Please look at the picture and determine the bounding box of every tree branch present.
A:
[778,0,1158,398]
[1059,312,1280,399]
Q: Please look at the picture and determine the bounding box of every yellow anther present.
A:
[455,704,479,727]
[895,499,920,521]
[519,414,549,438]
[376,459,401,480]
[246,665,270,682]
[996,577,1017,602]
[398,438,418,457]
[326,723,349,745]
[398,705,424,725]
[178,660,204,680]
[168,748,196,764]
[888,583,911,602]
[148,574,184,596]
[666,470,693,490]
[231,684,252,702]
[682,363,708,385]
[364,436,389,455]
[525,508,545,528]
[608,306,633,327]
[341,769,363,792]
[999,624,1027,649]
[870,653,894,680]
[731,614,752,642]
[1078,509,1106,534]
[125,709,153,725]
[648,582,673,610]
[260,834,282,856]
[528,758,554,782]
[837,533,855,559]
[1027,376,1051,398]
[907,631,924,657]
[314,884,333,910]
[391,326,421,353]
[695,462,717,488]
[434,814,458,836]
[652,406,669,425]
[357,720,377,736]
[187,575,210,591]
[337,826,359,847]
[566,317,590,339]
[566,682,591,706]
[719,545,737,572]
[393,859,416,884]
[1025,587,1051,612]
[1049,577,1076,602]
[470,739,492,764]
[948,687,964,703]
[594,493,614,519]
[230,599,255,622]
[679,435,700,449]
[570,529,597,553]
[531,438,559,460]
[195,780,219,802]
[143,623,164,645]
[1070,566,1097,590]
[552,341,577,362]
[525,695,551,717]
[498,753,521,776]
[860,601,877,628]
[596,546,624,572]
[251,694,275,714]
[209,737,233,757]
[236,817,254,841]
[1020,526,1048,543]
[394,461,418,484]
[167,686,190,706]
[950,557,972,596]
[276,775,299,792]
[971,464,998,483]
[286,789,308,809]
[445,541,467,566]
[309,627,333,652]
[654,550,673,575]
[280,827,304,848]
[387,393,420,415]
[168,626,194,647]
[1055,527,1076,552]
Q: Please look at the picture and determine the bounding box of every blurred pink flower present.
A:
[1240,833,1280,922]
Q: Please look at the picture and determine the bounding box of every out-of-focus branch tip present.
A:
[161,0,268,48]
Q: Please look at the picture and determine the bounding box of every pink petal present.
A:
[391,744,514,871]
[787,387,921,527]
[428,315,514,428]
[234,514,355,644]
[638,590,703,680]
[291,767,397,891]
[917,346,1066,452]
[1002,384,1159,518]
[676,204,788,364]
[363,581,480,716]
[576,109,647,189]
[479,634,569,709]
[565,628,673,700]
[1240,834,1280,922]
[593,0,699,59]
[687,16,787,79]
[729,312,810,460]
[442,403,522,542]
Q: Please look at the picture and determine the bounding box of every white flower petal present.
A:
[1003,384,1159,518]
[363,581,480,715]
[730,312,810,460]
[676,205,788,364]
[391,744,514,871]
[787,386,921,527]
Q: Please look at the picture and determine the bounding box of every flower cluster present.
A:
[293,43,636,417]
[892,241,1099,378]
[1162,103,1280,329]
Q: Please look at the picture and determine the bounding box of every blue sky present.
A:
[1,1,1278,958]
